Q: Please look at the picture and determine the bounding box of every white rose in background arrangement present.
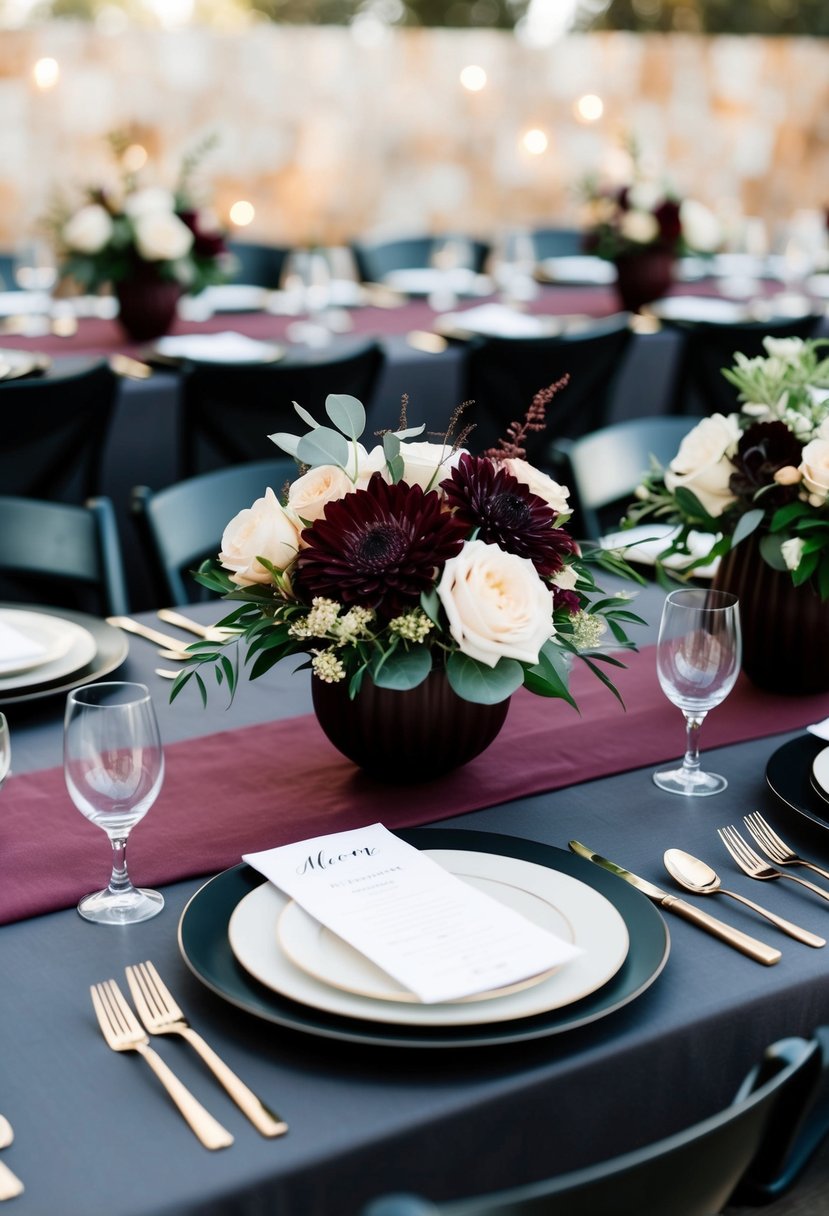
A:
[679,199,721,254]
[501,458,570,515]
[781,537,805,571]
[288,465,353,529]
[133,211,194,262]
[619,210,659,244]
[399,441,467,491]
[628,180,663,212]
[123,187,177,217]
[62,204,113,254]
[437,539,554,668]
[799,438,829,506]
[219,487,301,586]
[664,413,740,517]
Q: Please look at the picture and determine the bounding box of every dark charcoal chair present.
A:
[531,226,585,260]
[178,338,385,477]
[131,458,297,606]
[361,1031,829,1216]
[351,235,490,283]
[548,415,704,540]
[665,313,824,416]
[0,495,129,616]
[0,251,17,291]
[226,240,290,289]
[460,315,633,463]
[0,360,119,502]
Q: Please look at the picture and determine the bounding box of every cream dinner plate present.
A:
[0,611,96,691]
[229,849,629,1028]
[811,747,829,806]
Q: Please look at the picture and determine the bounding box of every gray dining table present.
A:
[3,585,829,1216]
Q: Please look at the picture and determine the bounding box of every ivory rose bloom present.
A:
[62,204,113,254]
[219,487,300,586]
[437,539,554,667]
[781,537,805,571]
[400,441,466,491]
[123,187,177,217]
[133,211,194,262]
[619,210,659,244]
[288,464,353,528]
[502,458,570,515]
[664,413,739,517]
[799,438,829,506]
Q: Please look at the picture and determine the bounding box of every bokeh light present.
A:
[32,58,59,89]
[459,65,487,92]
[229,200,255,227]
[574,93,604,123]
[122,144,148,173]
[521,128,548,155]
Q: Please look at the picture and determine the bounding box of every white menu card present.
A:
[243,824,581,1004]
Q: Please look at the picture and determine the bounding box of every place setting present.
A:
[0,604,127,706]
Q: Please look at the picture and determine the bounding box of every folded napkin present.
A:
[600,524,720,577]
[807,719,829,741]
[0,618,47,668]
[437,303,555,338]
[154,330,280,363]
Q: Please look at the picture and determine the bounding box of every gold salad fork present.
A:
[743,813,829,884]
[90,980,234,1150]
[125,961,287,1138]
[0,1115,24,1201]
[718,826,829,905]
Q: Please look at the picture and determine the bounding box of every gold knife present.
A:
[569,841,782,966]
[106,616,197,655]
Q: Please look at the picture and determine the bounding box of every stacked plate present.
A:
[0,605,128,706]
[766,737,829,832]
[179,827,670,1048]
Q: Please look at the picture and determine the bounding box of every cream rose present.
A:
[502,458,570,515]
[799,438,829,506]
[133,210,193,262]
[63,204,113,254]
[123,187,177,217]
[399,441,466,491]
[437,539,554,668]
[679,199,721,253]
[781,537,805,571]
[664,413,740,517]
[620,210,659,244]
[219,487,301,586]
[287,464,353,528]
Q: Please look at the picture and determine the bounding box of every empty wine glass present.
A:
[64,682,164,924]
[0,712,10,789]
[654,588,741,797]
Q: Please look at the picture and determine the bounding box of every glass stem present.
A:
[107,836,134,896]
[682,712,707,777]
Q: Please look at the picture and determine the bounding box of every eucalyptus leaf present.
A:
[297,427,350,469]
[731,508,765,547]
[325,394,366,440]
[292,401,321,430]
[268,431,301,458]
[392,424,426,439]
[759,533,789,571]
[446,652,524,704]
[370,647,432,690]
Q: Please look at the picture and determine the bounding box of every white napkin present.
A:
[600,524,720,577]
[154,330,279,363]
[807,719,829,741]
[0,618,47,667]
[437,303,553,338]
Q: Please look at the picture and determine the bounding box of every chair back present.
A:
[131,459,297,606]
[665,313,824,415]
[361,1033,825,1216]
[0,495,129,616]
[530,227,585,260]
[0,360,119,501]
[351,235,490,282]
[226,240,290,289]
[462,315,633,462]
[178,338,385,478]
[549,415,703,540]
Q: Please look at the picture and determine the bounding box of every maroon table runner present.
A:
[4,645,828,925]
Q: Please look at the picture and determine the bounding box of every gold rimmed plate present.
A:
[0,604,128,706]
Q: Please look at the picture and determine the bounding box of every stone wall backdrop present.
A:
[0,24,827,249]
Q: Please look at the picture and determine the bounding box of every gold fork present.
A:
[743,813,829,884]
[125,962,287,1138]
[0,1115,24,1200]
[718,826,829,905]
[90,980,234,1150]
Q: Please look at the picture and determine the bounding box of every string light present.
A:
[574,93,604,123]
[229,200,255,227]
[459,65,487,92]
[521,128,548,155]
[33,58,59,89]
[122,144,148,173]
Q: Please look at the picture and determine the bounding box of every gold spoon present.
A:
[0,1115,24,1199]
[663,849,824,948]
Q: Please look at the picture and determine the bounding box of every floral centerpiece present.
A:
[172,382,642,776]
[51,134,232,339]
[581,143,720,311]
[624,336,829,693]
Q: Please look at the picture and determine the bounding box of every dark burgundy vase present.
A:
[713,534,829,695]
[116,269,181,342]
[613,248,674,312]
[312,669,511,782]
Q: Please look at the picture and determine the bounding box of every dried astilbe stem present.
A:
[482,374,571,462]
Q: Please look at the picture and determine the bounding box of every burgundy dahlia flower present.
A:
[441,453,576,577]
[729,421,804,509]
[296,474,467,618]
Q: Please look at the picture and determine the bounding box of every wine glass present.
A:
[653,588,741,797]
[0,713,10,790]
[64,682,164,924]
